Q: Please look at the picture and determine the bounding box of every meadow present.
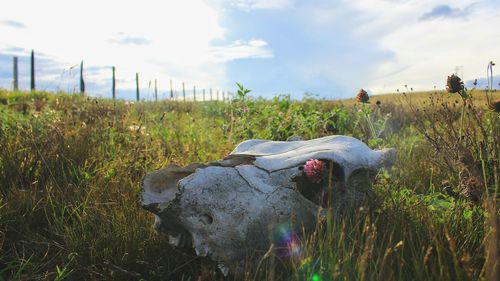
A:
[0,85,498,281]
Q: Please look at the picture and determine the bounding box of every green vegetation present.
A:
[0,86,498,281]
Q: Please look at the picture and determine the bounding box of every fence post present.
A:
[136,73,140,101]
[210,88,213,100]
[203,88,205,101]
[217,90,219,101]
[182,82,186,102]
[155,79,158,101]
[112,66,116,99]
[148,80,152,99]
[222,91,225,102]
[193,86,196,102]
[170,79,174,99]
[80,61,85,96]
[13,56,18,91]
[30,50,35,91]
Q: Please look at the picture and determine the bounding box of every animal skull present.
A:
[141,135,396,274]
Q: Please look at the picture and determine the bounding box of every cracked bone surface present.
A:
[141,135,396,274]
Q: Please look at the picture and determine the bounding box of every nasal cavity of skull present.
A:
[200,213,214,225]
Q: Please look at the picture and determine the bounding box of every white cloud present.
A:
[245,0,500,97]
[2,0,497,98]
[209,39,273,62]
[0,0,251,95]
[345,0,500,93]
[226,0,293,10]
[108,34,150,46]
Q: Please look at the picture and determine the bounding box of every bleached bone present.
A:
[141,135,395,275]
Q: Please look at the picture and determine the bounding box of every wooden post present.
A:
[182,82,186,102]
[136,73,140,101]
[217,90,219,101]
[13,56,18,91]
[80,60,85,96]
[148,80,152,98]
[193,86,196,102]
[30,50,35,91]
[210,88,213,100]
[170,79,174,99]
[112,66,116,99]
[222,91,225,102]
[155,79,158,101]
[203,88,205,101]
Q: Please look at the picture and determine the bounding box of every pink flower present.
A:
[303,159,326,183]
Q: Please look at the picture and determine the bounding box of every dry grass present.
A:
[330,89,500,107]
[0,88,498,281]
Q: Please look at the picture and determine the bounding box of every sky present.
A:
[0,0,499,100]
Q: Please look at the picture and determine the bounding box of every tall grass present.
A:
[0,88,498,280]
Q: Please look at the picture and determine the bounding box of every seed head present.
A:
[356,89,369,103]
[446,74,464,93]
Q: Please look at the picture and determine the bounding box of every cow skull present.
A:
[141,135,396,275]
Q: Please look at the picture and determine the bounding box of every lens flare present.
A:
[272,224,304,259]
[311,273,321,281]
[272,223,322,280]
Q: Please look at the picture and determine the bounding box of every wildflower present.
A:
[356,89,369,103]
[129,125,146,134]
[446,74,464,94]
[303,159,326,183]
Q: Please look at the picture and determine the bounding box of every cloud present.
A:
[225,0,293,10]
[0,0,230,97]
[209,39,273,62]
[345,0,500,94]
[108,34,150,45]
[218,0,500,98]
[1,0,499,100]
[0,20,26,29]
[419,5,463,21]
[217,0,396,98]
[0,46,26,54]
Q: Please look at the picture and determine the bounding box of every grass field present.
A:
[0,86,498,281]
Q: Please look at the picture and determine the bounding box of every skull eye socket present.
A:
[201,213,213,225]
[295,160,345,207]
